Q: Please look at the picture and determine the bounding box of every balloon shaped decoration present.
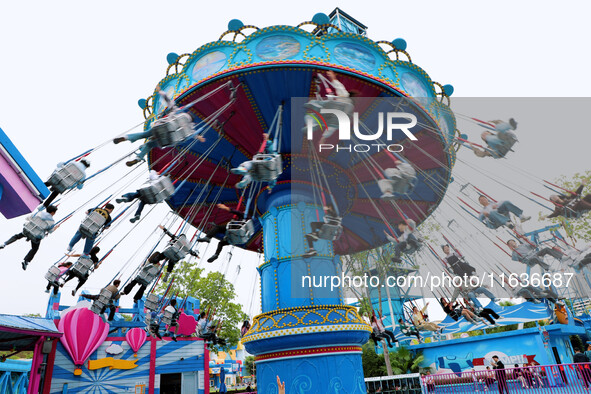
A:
[58,307,109,375]
[125,327,147,357]
[167,312,197,336]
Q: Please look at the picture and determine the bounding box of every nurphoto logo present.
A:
[305,107,418,153]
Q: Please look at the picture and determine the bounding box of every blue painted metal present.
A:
[0,360,30,394]
[242,190,370,392]
[0,127,49,199]
[312,13,330,25]
[443,84,454,96]
[392,38,407,51]
[0,314,60,335]
[227,19,244,31]
[166,52,179,65]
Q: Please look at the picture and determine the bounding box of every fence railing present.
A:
[365,373,423,393]
[420,363,591,393]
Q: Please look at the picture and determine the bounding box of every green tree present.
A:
[388,346,424,375]
[156,261,248,351]
[543,171,591,241]
[243,355,255,376]
[362,343,384,377]
[362,343,424,377]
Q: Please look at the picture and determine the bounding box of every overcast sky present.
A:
[0,1,590,319]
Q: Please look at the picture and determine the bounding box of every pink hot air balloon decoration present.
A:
[126,327,147,357]
[58,307,109,376]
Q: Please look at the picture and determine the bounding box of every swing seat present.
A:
[23,215,51,240]
[379,166,417,199]
[250,154,282,182]
[151,112,195,148]
[44,266,61,284]
[144,294,159,311]
[161,309,174,326]
[90,288,113,315]
[138,176,175,204]
[70,257,94,278]
[317,216,343,241]
[46,162,85,193]
[136,265,160,286]
[225,219,255,245]
[162,235,190,261]
[79,211,108,239]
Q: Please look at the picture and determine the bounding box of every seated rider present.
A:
[43,159,90,207]
[388,221,420,263]
[514,283,558,304]
[440,297,480,324]
[470,118,517,159]
[157,226,199,282]
[546,179,591,219]
[561,244,591,271]
[197,312,226,346]
[163,299,180,342]
[0,205,58,270]
[506,238,564,271]
[302,204,341,258]
[113,87,205,167]
[62,246,102,296]
[147,311,163,340]
[116,170,169,223]
[398,318,421,342]
[67,204,114,254]
[240,320,251,337]
[478,196,530,229]
[197,204,246,263]
[379,160,417,199]
[412,304,444,335]
[304,70,355,145]
[230,133,278,189]
[371,311,398,348]
[81,279,121,321]
[463,298,500,326]
[121,255,162,302]
[45,262,73,295]
[442,244,476,277]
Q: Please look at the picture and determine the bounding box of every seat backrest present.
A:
[23,216,51,240]
[138,176,175,204]
[225,219,255,245]
[79,210,108,238]
[48,162,85,192]
[163,236,190,260]
[317,223,343,241]
[250,154,282,182]
[71,257,94,277]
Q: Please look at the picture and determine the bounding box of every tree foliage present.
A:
[243,355,255,376]
[362,343,423,377]
[156,261,248,351]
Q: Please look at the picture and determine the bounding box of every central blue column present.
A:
[242,188,370,393]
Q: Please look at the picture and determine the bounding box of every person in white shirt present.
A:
[470,119,518,159]
[116,170,169,222]
[0,205,58,270]
[43,160,90,207]
[389,221,420,263]
[379,160,417,199]
[478,196,530,229]
[164,299,179,341]
[303,70,356,144]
